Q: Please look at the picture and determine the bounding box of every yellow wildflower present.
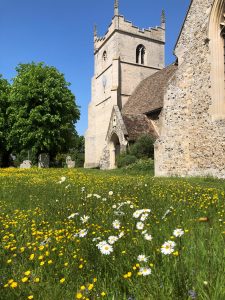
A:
[60,278,65,284]
[88,283,94,290]
[10,281,18,288]
[29,254,35,260]
[24,270,31,276]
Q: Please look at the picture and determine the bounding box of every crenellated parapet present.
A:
[94,14,165,53]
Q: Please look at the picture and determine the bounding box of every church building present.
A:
[155,0,225,178]
[85,0,225,178]
[85,0,168,169]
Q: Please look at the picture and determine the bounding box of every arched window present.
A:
[136,44,145,65]
[209,1,225,119]
[103,51,107,62]
[221,15,225,87]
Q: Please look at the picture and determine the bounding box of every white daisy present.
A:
[144,233,152,241]
[139,267,151,276]
[161,240,176,255]
[59,176,66,184]
[78,229,88,238]
[137,254,148,262]
[167,240,176,247]
[99,243,113,255]
[118,231,125,238]
[96,241,107,249]
[143,209,151,213]
[133,210,142,218]
[80,215,90,223]
[136,222,144,230]
[112,220,121,229]
[173,228,184,237]
[68,212,79,219]
[93,194,101,199]
[140,213,149,222]
[108,236,118,245]
[108,191,113,196]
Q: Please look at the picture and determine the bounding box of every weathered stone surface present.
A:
[99,105,128,169]
[85,6,165,169]
[20,160,32,169]
[66,156,75,168]
[38,153,49,168]
[155,0,225,178]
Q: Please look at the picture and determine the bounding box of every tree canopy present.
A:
[0,75,11,166]
[7,62,80,161]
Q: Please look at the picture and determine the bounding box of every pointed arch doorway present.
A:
[109,133,121,169]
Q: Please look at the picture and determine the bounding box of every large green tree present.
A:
[8,62,80,162]
[0,75,11,167]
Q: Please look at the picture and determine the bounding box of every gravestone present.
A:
[38,153,49,168]
[66,156,75,168]
[20,160,32,169]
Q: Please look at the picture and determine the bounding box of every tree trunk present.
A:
[0,150,11,167]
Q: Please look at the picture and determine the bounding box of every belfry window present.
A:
[103,51,107,62]
[136,44,145,65]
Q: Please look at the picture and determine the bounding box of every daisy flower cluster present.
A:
[0,168,224,299]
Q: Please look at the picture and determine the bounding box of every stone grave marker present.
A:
[38,153,49,168]
[20,160,32,169]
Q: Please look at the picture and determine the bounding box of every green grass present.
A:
[0,168,224,300]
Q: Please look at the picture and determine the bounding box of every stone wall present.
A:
[155,0,225,178]
[85,10,165,168]
[100,106,128,169]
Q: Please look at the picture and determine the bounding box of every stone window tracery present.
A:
[220,13,225,85]
[136,44,145,65]
[209,1,225,119]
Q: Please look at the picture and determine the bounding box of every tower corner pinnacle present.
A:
[114,0,119,16]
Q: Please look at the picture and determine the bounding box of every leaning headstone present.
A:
[20,160,32,169]
[66,156,75,168]
[38,153,49,168]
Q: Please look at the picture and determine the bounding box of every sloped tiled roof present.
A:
[122,114,158,141]
[122,64,177,115]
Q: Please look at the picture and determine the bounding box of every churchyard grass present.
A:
[0,168,224,300]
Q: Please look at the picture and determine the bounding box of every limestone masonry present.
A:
[155,0,225,178]
[85,0,225,178]
[85,0,165,169]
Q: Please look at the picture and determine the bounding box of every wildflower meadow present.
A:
[0,168,224,300]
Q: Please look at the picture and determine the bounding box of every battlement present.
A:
[94,15,165,52]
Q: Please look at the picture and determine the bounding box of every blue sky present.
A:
[0,0,190,135]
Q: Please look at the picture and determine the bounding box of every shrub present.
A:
[124,158,154,172]
[130,134,155,159]
[116,153,137,168]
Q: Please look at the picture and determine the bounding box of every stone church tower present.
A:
[85,0,165,168]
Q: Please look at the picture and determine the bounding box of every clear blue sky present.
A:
[0,0,190,136]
